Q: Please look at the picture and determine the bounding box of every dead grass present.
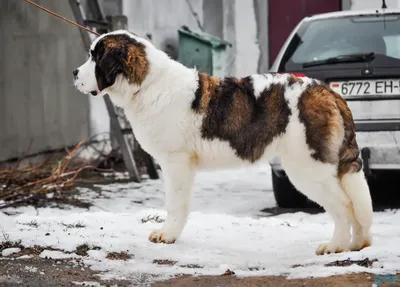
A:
[106,251,132,260]
[180,264,204,269]
[141,214,165,224]
[324,257,378,268]
[0,242,63,258]
[0,140,113,209]
[0,240,23,253]
[153,259,178,266]
[75,243,101,256]
[62,221,86,229]
[19,220,39,228]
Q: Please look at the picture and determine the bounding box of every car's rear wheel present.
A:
[271,170,316,208]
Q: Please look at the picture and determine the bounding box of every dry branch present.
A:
[0,140,113,209]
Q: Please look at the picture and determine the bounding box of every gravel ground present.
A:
[152,272,400,287]
[0,257,131,287]
[0,257,398,287]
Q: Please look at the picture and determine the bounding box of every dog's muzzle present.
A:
[72,69,79,80]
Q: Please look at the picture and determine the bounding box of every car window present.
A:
[281,14,400,69]
[383,34,400,59]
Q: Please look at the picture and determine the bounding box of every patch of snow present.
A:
[102,172,130,180]
[79,166,274,217]
[1,248,20,257]
[39,250,80,259]
[0,167,399,284]
[17,255,32,259]
[24,265,38,273]
[1,207,399,282]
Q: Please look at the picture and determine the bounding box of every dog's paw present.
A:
[349,237,372,251]
[316,243,348,255]
[148,229,176,244]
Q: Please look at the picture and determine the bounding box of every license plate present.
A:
[329,79,400,97]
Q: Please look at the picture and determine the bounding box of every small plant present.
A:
[1,229,10,242]
[141,214,164,224]
[20,220,39,228]
[152,259,177,266]
[75,243,90,256]
[75,243,101,256]
[106,251,132,260]
[62,221,86,229]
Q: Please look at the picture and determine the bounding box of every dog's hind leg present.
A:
[148,153,196,244]
[281,158,353,255]
[340,170,373,251]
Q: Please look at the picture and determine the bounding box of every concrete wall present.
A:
[0,1,90,161]
[123,0,203,61]
[122,0,266,77]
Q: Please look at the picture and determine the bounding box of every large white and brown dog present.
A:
[73,30,373,255]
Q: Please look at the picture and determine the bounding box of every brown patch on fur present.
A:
[360,238,372,249]
[297,85,345,165]
[334,93,362,178]
[190,152,199,167]
[197,75,291,163]
[287,74,304,86]
[126,44,149,85]
[103,38,119,49]
[251,84,291,161]
[94,34,149,88]
[222,83,253,134]
[192,73,221,112]
[298,85,362,178]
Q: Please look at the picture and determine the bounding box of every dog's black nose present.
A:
[73,69,79,77]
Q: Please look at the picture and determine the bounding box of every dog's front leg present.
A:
[148,154,195,244]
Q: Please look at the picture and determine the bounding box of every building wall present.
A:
[0,1,90,161]
[123,0,204,61]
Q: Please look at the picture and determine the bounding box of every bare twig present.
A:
[0,140,114,209]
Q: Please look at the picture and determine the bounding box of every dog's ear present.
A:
[95,48,125,91]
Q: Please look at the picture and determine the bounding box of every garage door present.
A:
[268,0,341,66]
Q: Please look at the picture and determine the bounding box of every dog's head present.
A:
[73,30,150,100]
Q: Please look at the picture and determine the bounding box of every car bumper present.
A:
[270,131,400,174]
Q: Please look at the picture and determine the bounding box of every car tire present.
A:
[271,170,315,208]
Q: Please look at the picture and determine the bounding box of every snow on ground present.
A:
[2,247,21,257]
[0,166,399,284]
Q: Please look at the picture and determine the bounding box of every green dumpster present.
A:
[178,25,231,77]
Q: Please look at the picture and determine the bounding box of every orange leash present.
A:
[23,0,101,36]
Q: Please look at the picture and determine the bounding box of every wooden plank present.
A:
[68,0,92,51]
[103,95,141,182]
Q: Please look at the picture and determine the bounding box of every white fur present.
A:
[341,171,373,250]
[251,74,273,98]
[74,57,98,94]
[73,31,373,253]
